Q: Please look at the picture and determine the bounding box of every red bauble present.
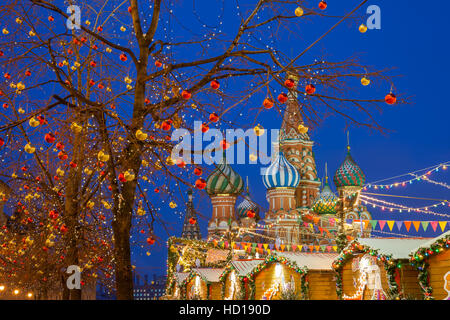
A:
[60,225,68,233]
[67,48,73,55]
[181,90,191,100]
[45,133,56,144]
[0,50,3,57]
[89,79,95,86]
[97,26,103,32]
[49,210,58,219]
[0,137,4,147]
[161,120,172,131]
[209,112,219,123]
[145,98,150,104]
[154,188,160,193]
[4,73,11,79]
[263,98,274,109]
[385,93,397,105]
[220,139,230,150]
[48,16,54,22]
[247,209,256,218]
[128,6,132,13]
[155,60,162,68]
[98,83,104,89]
[189,217,197,225]
[177,159,186,168]
[118,173,126,183]
[69,161,77,168]
[80,36,87,43]
[90,61,96,67]
[277,93,288,103]
[147,237,155,245]
[201,123,209,133]
[194,167,203,176]
[305,84,316,94]
[319,1,327,10]
[195,178,206,190]
[25,69,31,77]
[120,53,127,61]
[210,80,220,90]
[284,79,295,88]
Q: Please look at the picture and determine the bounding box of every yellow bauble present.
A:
[16,17,23,24]
[361,77,370,86]
[297,124,309,134]
[295,7,304,17]
[120,26,126,32]
[97,150,110,162]
[84,167,93,175]
[56,167,65,177]
[24,143,35,154]
[2,28,9,35]
[124,170,135,181]
[137,207,146,216]
[29,117,40,127]
[169,201,177,209]
[166,156,175,166]
[253,124,264,136]
[29,30,36,37]
[71,122,82,133]
[359,24,368,33]
[136,129,148,141]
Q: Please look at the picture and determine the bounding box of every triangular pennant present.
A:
[430,221,438,232]
[413,221,421,232]
[321,245,326,252]
[231,241,235,249]
[280,244,285,252]
[421,221,429,232]
[291,245,297,252]
[395,221,403,231]
[267,249,271,255]
[378,220,386,231]
[439,221,447,232]
[404,221,412,232]
[263,244,269,250]
[308,245,314,252]
[370,220,378,229]
[332,246,338,252]
[297,245,303,252]
[387,221,395,231]
[314,245,320,252]
[363,220,370,229]
[326,246,332,252]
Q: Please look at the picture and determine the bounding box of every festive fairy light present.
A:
[360,194,450,217]
[364,162,449,189]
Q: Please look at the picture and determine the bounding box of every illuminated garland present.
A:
[332,241,402,300]
[364,163,448,189]
[409,233,450,300]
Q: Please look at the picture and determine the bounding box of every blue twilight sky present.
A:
[130,1,450,277]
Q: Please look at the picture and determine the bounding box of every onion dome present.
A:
[206,154,244,196]
[236,179,260,219]
[312,178,338,215]
[262,152,300,189]
[333,146,365,188]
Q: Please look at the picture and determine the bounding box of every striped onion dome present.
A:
[312,179,338,214]
[236,189,260,219]
[262,152,300,189]
[333,148,365,188]
[206,157,244,196]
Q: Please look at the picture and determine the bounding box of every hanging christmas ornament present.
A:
[161,120,172,131]
[297,123,309,134]
[147,237,155,245]
[118,173,127,183]
[220,139,230,150]
[181,90,191,100]
[319,1,327,10]
[166,156,175,166]
[209,112,219,123]
[361,77,370,86]
[295,7,304,17]
[71,122,82,133]
[194,167,203,176]
[263,98,274,109]
[169,201,177,208]
[56,142,64,150]
[120,26,126,32]
[176,159,186,168]
[201,123,209,133]
[359,24,368,33]
[247,209,256,218]
[385,93,397,105]
[195,178,206,190]
[29,117,40,127]
[277,93,288,103]
[210,80,220,90]
[136,129,148,141]
[189,217,197,225]
[44,133,56,144]
[284,79,295,88]
[97,26,103,32]
[58,151,68,161]
[155,60,162,68]
[253,124,264,136]
[48,16,54,22]
[24,143,35,154]
[305,84,316,94]
[119,53,127,62]
[97,150,110,162]
[124,170,135,181]
[0,137,4,147]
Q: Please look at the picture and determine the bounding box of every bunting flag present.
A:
[378,220,386,231]
[404,221,412,232]
[297,245,303,252]
[430,221,438,232]
[395,221,403,231]
[421,221,429,232]
[333,246,338,252]
[413,221,421,232]
[387,220,395,231]
[263,244,269,250]
[291,244,297,252]
[439,221,447,232]
[280,244,285,252]
[370,220,378,229]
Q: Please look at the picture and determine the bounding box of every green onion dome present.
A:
[312,179,338,214]
[206,156,244,196]
[333,147,365,188]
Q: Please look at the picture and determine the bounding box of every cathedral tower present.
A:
[279,71,320,208]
